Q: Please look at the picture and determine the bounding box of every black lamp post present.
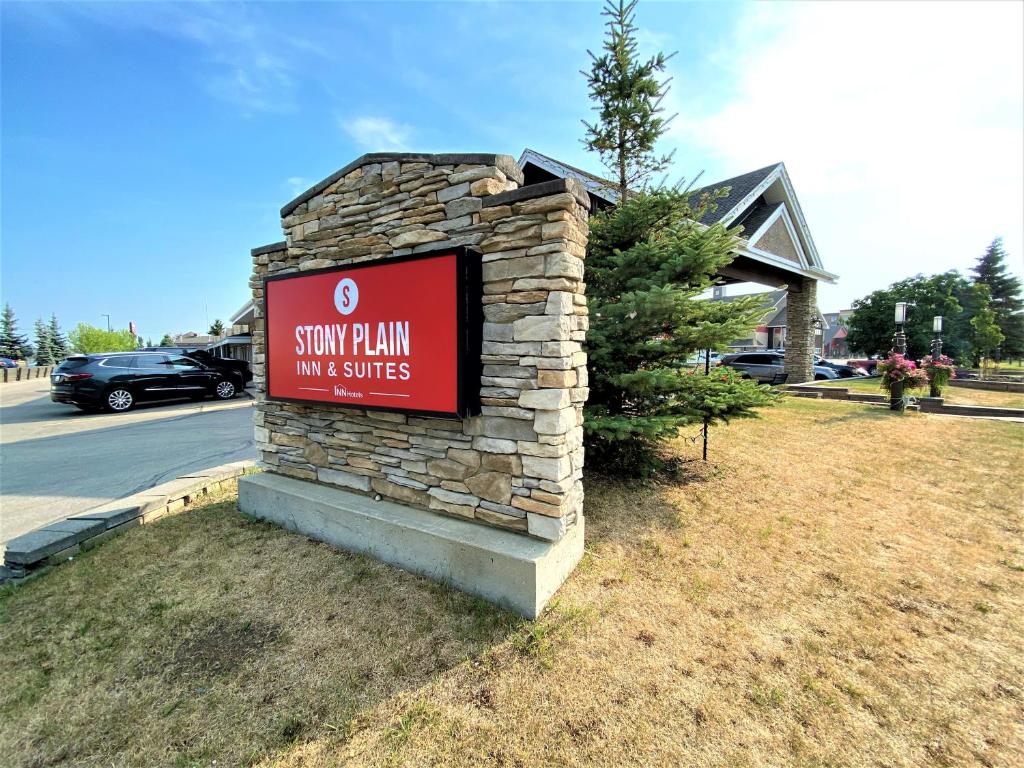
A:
[930,315,943,397]
[890,302,908,411]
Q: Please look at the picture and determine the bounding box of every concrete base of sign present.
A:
[238,472,584,619]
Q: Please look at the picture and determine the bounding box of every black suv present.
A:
[50,351,244,413]
[141,347,253,383]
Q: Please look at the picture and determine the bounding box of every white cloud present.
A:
[340,116,412,151]
[668,1,1024,310]
[285,177,311,197]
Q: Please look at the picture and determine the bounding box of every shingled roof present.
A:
[730,199,783,238]
[687,164,781,225]
[519,149,780,223]
[518,148,835,282]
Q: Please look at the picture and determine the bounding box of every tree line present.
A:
[0,306,66,363]
[0,304,233,364]
[844,238,1023,364]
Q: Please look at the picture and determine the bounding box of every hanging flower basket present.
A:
[876,353,929,393]
[919,354,956,396]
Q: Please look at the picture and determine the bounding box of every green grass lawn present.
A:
[2,398,1023,767]
[817,377,1024,409]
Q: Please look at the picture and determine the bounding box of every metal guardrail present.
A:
[1,365,55,383]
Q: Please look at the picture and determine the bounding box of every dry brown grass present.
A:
[1,399,1022,768]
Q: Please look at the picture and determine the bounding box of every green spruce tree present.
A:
[582,0,775,475]
[583,0,675,199]
[47,314,69,362]
[33,318,53,365]
[586,194,776,473]
[0,304,33,360]
[209,319,225,337]
[971,238,1024,359]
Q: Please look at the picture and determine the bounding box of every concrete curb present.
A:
[1,460,258,583]
[916,398,1024,418]
[949,379,1024,393]
[784,384,887,403]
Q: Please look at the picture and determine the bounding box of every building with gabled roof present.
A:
[822,310,854,358]
[710,286,829,353]
[518,149,838,382]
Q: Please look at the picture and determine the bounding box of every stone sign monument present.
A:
[238,153,590,617]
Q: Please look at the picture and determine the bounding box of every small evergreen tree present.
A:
[209,319,225,337]
[971,238,1023,359]
[48,314,69,362]
[33,318,53,365]
[582,0,675,199]
[159,334,175,347]
[586,192,776,473]
[0,304,33,360]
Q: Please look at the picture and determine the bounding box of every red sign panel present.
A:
[264,248,481,418]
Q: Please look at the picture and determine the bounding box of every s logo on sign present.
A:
[334,277,359,316]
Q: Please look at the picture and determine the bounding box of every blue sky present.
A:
[2,1,1021,344]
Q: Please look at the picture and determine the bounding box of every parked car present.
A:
[142,346,252,383]
[50,351,244,412]
[813,355,869,378]
[0,357,18,368]
[846,356,884,374]
[686,351,722,366]
[719,351,840,383]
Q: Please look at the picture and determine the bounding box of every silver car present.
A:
[719,351,840,383]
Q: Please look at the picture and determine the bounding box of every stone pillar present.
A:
[784,276,817,383]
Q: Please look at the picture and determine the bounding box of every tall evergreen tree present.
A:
[0,304,33,360]
[47,314,69,361]
[972,238,1023,314]
[209,319,225,337]
[971,238,1024,358]
[582,0,775,475]
[582,0,675,199]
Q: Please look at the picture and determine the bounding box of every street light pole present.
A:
[930,316,943,397]
[890,302,908,411]
[101,314,111,332]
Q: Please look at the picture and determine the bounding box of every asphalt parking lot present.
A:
[0,379,257,550]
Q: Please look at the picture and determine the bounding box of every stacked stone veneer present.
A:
[783,275,817,384]
[249,153,591,542]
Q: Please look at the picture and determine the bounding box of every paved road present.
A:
[0,379,256,548]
